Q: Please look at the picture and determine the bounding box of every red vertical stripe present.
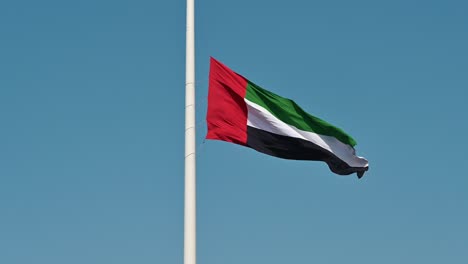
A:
[206,57,248,145]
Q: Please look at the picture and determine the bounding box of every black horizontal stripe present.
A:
[246,126,368,178]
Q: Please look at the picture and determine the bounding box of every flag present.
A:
[206,57,369,178]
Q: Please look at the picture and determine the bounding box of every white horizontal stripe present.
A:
[245,99,368,168]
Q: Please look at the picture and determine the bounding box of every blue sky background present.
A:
[1,0,467,263]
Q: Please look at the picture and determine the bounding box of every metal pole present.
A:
[184,0,196,263]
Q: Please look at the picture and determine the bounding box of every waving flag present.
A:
[206,57,369,178]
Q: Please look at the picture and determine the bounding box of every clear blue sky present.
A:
[1,0,467,263]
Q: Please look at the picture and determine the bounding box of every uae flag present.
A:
[206,57,369,178]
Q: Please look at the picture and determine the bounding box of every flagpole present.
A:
[184,0,196,263]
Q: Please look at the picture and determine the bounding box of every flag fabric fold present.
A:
[206,57,369,178]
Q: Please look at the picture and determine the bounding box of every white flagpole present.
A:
[184,0,196,263]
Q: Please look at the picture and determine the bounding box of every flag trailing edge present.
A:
[206,57,369,178]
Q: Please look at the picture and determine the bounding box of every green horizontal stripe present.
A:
[245,81,357,147]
